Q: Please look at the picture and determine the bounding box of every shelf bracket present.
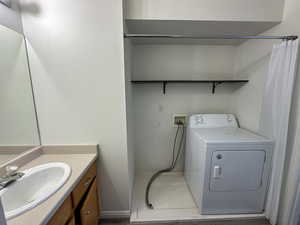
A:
[212,81,223,94]
[163,81,167,94]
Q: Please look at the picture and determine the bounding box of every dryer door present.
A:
[209,150,265,192]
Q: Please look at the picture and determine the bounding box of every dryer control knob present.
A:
[213,165,222,179]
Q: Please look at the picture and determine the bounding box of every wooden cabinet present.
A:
[47,162,99,225]
[72,163,97,208]
[47,196,73,225]
[67,217,75,225]
[80,179,99,225]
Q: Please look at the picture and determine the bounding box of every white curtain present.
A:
[289,177,300,225]
[260,39,299,225]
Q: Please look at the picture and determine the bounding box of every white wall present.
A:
[21,0,131,214]
[230,39,278,132]
[124,36,135,205]
[133,45,235,80]
[132,45,236,172]
[0,24,39,145]
[0,0,23,33]
[125,0,284,22]
[228,0,300,223]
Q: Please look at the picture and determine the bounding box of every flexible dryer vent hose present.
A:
[145,122,185,209]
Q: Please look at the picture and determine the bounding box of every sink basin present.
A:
[0,162,71,220]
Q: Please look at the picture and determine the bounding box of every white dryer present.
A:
[184,114,273,215]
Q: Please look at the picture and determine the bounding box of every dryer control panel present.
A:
[188,114,238,129]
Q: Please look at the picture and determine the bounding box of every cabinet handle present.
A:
[84,210,91,215]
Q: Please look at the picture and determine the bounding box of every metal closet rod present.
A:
[124,33,298,40]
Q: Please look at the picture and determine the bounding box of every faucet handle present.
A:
[5,166,19,176]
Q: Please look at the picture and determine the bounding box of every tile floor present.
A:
[131,172,266,223]
[100,172,270,225]
[100,218,270,225]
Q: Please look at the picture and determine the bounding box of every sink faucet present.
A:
[0,166,24,191]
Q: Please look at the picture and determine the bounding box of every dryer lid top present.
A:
[189,114,238,129]
[192,127,272,143]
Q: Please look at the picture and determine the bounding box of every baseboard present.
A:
[100,210,130,219]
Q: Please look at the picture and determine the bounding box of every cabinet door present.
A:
[72,162,97,208]
[210,150,266,192]
[67,217,75,225]
[47,196,73,225]
[80,179,99,225]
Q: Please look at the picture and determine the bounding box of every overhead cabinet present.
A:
[124,0,284,45]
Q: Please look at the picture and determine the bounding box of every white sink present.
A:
[0,162,71,220]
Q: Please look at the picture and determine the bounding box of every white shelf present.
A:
[125,20,281,45]
[131,79,249,94]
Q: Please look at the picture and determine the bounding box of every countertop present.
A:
[6,146,98,225]
[0,155,18,166]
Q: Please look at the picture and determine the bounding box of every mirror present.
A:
[0,24,40,165]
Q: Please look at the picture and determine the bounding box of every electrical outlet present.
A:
[173,114,187,126]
